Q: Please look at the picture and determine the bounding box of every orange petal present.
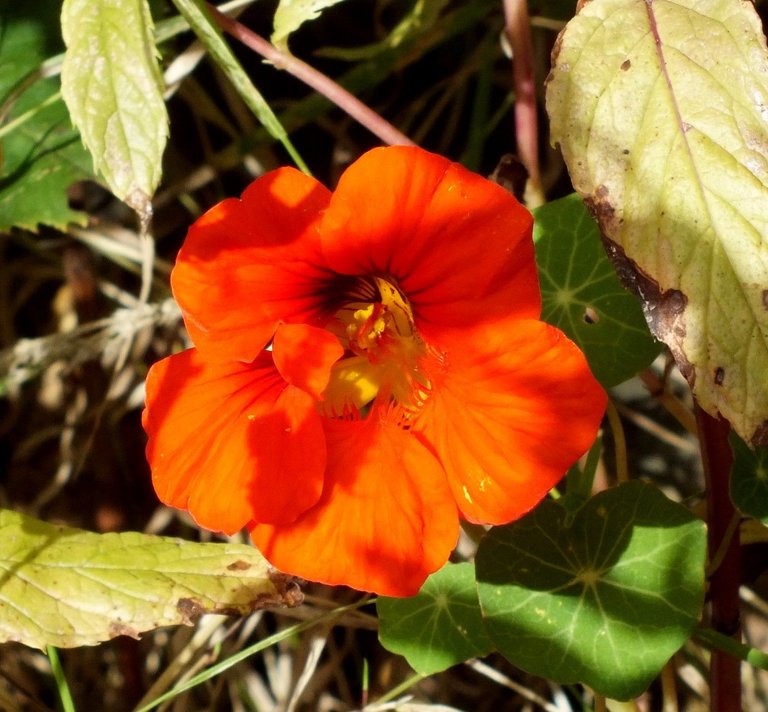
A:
[415,319,607,524]
[143,348,326,532]
[272,322,344,400]
[249,417,459,596]
[171,168,333,362]
[320,146,540,339]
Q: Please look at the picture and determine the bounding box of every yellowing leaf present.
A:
[60,0,168,213]
[0,510,301,649]
[272,0,348,52]
[546,0,768,445]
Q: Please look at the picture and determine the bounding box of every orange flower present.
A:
[143,146,606,596]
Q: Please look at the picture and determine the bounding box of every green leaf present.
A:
[272,0,348,52]
[0,509,301,649]
[730,433,768,524]
[377,562,493,674]
[533,194,660,387]
[476,481,706,700]
[546,0,768,446]
[61,0,168,212]
[0,2,93,231]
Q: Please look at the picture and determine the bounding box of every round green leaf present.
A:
[0,509,301,649]
[730,433,768,524]
[476,481,706,700]
[546,0,768,446]
[377,562,493,674]
[533,194,660,386]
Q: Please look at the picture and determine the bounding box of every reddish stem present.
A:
[502,0,543,205]
[695,405,740,712]
[206,3,415,147]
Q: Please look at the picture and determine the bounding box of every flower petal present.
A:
[415,319,607,524]
[171,168,333,362]
[142,348,326,532]
[249,417,459,596]
[320,146,540,338]
[272,322,344,400]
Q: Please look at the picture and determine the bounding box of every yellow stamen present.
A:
[323,277,428,416]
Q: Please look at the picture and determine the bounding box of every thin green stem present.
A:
[47,647,76,712]
[695,627,768,671]
[133,599,369,712]
[606,400,629,484]
[170,0,311,175]
[0,92,61,140]
[372,672,426,705]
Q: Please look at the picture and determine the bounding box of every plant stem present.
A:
[502,0,544,206]
[695,627,768,671]
[47,647,76,712]
[606,400,629,483]
[695,405,740,712]
[206,3,415,148]
[172,0,310,173]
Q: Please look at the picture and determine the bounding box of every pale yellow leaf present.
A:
[61,0,168,212]
[547,0,768,444]
[0,510,301,649]
[272,0,348,52]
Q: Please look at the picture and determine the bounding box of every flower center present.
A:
[322,276,429,415]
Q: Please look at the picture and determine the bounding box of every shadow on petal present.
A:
[143,349,326,534]
[250,416,459,597]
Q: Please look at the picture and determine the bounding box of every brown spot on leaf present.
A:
[752,421,768,448]
[177,597,207,625]
[763,289,768,310]
[108,621,140,640]
[584,185,620,236]
[621,59,631,71]
[544,24,568,90]
[270,572,305,608]
[714,367,725,386]
[601,237,694,385]
[226,560,251,571]
[175,575,303,625]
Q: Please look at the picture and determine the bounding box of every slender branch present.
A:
[206,3,415,147]
[502,0,544,206]
[696,627,768,671]
[660,660,679,712]
[695,405,740,712]
[606,400,629,484]
[639,367,698,434]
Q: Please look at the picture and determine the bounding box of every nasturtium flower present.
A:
[143,146,606,597]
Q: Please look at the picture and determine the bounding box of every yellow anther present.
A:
[322,276,429,415]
